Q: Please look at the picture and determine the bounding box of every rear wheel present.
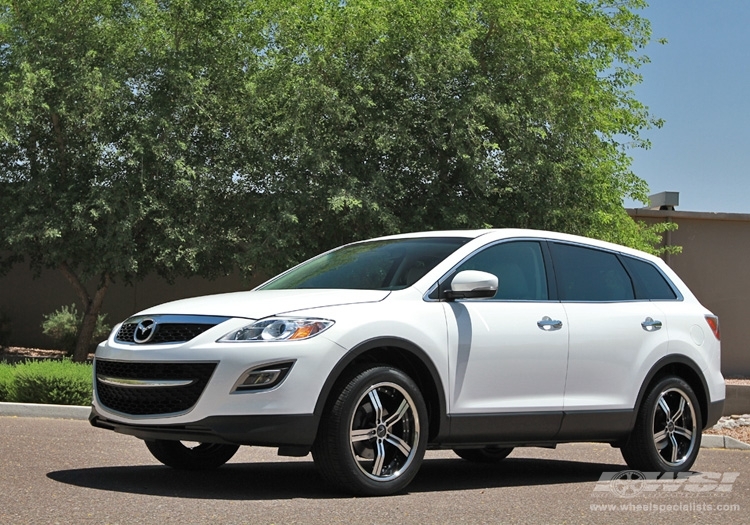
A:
[145,440,239,470]
[312,366,428,496]
[453,446,514,463]
[621,376,701,471]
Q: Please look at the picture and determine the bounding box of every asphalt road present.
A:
[1,416,749,525]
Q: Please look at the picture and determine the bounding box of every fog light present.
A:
[243,370,281,387]
[232,361,294,392]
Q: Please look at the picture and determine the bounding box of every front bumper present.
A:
[89,406,318,448]
[90,318,348,444]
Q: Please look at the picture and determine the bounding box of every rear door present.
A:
[550,243,671,419]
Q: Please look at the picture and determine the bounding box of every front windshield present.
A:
[260,237,469,290]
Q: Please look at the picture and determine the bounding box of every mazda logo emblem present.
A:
[133,318,157,344]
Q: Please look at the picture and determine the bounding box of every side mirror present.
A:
[445,270,498,300]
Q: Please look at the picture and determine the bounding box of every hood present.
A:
[136,289,391,320]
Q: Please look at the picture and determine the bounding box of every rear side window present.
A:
[620,256,677,300]
[550,243,634,301]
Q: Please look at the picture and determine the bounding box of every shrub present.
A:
[0,364,14,401]
[10,359,93,406]
[41,304,110,355]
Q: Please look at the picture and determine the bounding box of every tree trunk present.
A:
[73,273,111,362]
[59,263,111,362]
[75,308,100,363]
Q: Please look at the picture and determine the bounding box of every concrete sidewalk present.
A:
[2,402,748,450]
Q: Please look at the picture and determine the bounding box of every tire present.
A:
[621,376,702,472]
[312,366,428,496]
[453,446,514,463]
[145,440,240,470]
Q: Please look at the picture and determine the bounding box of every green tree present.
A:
[0,0,261,361]
[239,0,669,267]
[1,0,671,361]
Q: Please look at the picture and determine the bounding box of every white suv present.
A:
[90,229,725,496]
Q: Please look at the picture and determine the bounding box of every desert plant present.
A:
[41,304,110,356]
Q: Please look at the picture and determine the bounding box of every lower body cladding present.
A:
[89,408,318,453]
[89,403,726,453]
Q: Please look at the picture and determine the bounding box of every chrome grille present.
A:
[114,315,230,344]
[95,359,217,416]
[116,323,213,344]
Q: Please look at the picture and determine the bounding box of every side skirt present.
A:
[440,409,634,447]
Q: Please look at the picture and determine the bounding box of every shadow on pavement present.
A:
[47,456,625,500]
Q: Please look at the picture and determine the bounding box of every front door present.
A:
[441,240,569,442]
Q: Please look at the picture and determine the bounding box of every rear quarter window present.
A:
[620,256,678,300]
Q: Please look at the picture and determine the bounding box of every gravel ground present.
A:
[0,346,93,361]
[2,346,68,358]
[705,419,750,444]
[726,378,750,386]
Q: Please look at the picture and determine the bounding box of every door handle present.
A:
[641,317,663,332]
[537,316,563,331]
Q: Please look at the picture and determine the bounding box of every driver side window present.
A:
[455,241,549,300]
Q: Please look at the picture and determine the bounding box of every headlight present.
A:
[218,317,334,342]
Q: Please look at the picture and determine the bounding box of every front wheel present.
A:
[621,376,702,472]
[145,440,240,470]
[312,366,428,496]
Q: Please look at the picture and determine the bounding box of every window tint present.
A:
[620,256,677,300]
[454,241,548,300]
[260,237,469,290]
[550,243,634,301]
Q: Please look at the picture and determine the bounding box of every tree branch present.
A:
[50,112,67,177]
[59,262,90,308]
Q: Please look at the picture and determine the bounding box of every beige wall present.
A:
[0,265,260,349]
[2,211,749,376]
[629,209,750,377]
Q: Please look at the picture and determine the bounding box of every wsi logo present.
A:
[593,471,740,498]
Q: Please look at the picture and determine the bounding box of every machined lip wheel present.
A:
[621,375,702,473]
[348,381,420,482]
[652,386,698,467]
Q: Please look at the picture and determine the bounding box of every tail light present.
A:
[705,315,720,340]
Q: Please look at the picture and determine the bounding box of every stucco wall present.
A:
[2,211,749,376]
[629,209,750,377]
[0,265,259,350]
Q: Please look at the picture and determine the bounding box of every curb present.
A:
[2,402,750,450]
[0,402,89,420]
[700,433,750,450]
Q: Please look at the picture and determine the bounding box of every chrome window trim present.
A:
[424,237,685,303]
[548,240,684,303]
